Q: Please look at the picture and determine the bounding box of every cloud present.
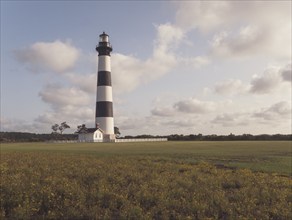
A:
[175,1,291,33]
[212,63,291,96]
[250,67,283,94]
[175,1,233,32]
[180,56,210,69]
[151,95,233,119]
[111,53,146,94]
[65,72,96,94]
[35,105,93,124]
[39,84,92,108]
[33,100,95,133]
[211,113,249,127]
[162,118,198,128]
[151,97,216,116]
[0,117,47,133]
[115,115,162,132]
[211,101,291,128]
[212,114,236,126]
[214,79,248,95]
[173,98,215,114]
[115,116,144,131]
[174,1,291,59]
[34,79,100,132]
[253,101,291,120]
[280,63,292,82]
[154,23,185,54]
[14,40,79,73]
[151,106,177,117]
[111,23,183,95]
[210,25,268,58]
[115,114,200,135]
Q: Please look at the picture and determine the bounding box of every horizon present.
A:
[1,131,291,137]
[1,1,291,136]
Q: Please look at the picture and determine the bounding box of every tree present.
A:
[51,124,59,134]
[75,124,88,134]
[114,126,121,138]
[59,122,70,134]
[51,122,70,134]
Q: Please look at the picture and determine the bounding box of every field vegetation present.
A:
[1,141,291,219]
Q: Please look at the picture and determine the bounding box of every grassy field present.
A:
[1,141,291,219]
[1,141,291,174]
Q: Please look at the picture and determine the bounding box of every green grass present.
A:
[1,141,291,174]
[1,141,291,219]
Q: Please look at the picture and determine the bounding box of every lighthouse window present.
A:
[100,35,108,42]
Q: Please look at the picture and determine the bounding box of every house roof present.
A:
[86,128,97,133]
[83,127,104,134]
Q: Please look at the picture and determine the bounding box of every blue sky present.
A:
[1,1,291,135]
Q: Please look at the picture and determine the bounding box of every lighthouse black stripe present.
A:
[98,71,112,86]
[96,101,113,117]
[96,46,112,56]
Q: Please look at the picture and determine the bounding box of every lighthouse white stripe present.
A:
[98,55,111,71]
[95,117,114,134]
[96,86,113,102]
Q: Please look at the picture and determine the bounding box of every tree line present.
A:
[122,133,292,141]
[0,132,77,143]
[1,132,291,143]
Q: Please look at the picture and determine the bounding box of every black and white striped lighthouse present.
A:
[95,32,115,140]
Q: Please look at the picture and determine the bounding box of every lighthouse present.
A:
[95,32,115,141]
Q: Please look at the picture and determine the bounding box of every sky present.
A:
[1,0,291,136]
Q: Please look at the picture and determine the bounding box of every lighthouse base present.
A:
[103,134,116,142]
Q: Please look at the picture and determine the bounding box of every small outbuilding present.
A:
[78,128,104,142]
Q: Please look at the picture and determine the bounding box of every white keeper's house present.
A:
[78,128,104,142]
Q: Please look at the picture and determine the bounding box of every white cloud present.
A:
[174,1,291,59]
[111,23,183,95]
[65,72,96,93]
[175,1,233,32]
[212,63,291,96]
[174,98,215,114]
[39,84,92,108]
[250,67,283,94]
[151,106,177,117]
[14,40,79,73]
[35,83,95,132]
[211,113,249,127]
[151,97,217,116]
[162,118,198,128]
[211,101,291,128]
[253,101,291,121]
[154,23,185,54]
[115,115,161,132]
[32,95,95,133]
[111,53,145,94]
[210,25,268,58]
[214,79,248,95]
[35,106,93,125]
[180,56,210,69]
[0,117,45,133]
[280,63,292,82]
